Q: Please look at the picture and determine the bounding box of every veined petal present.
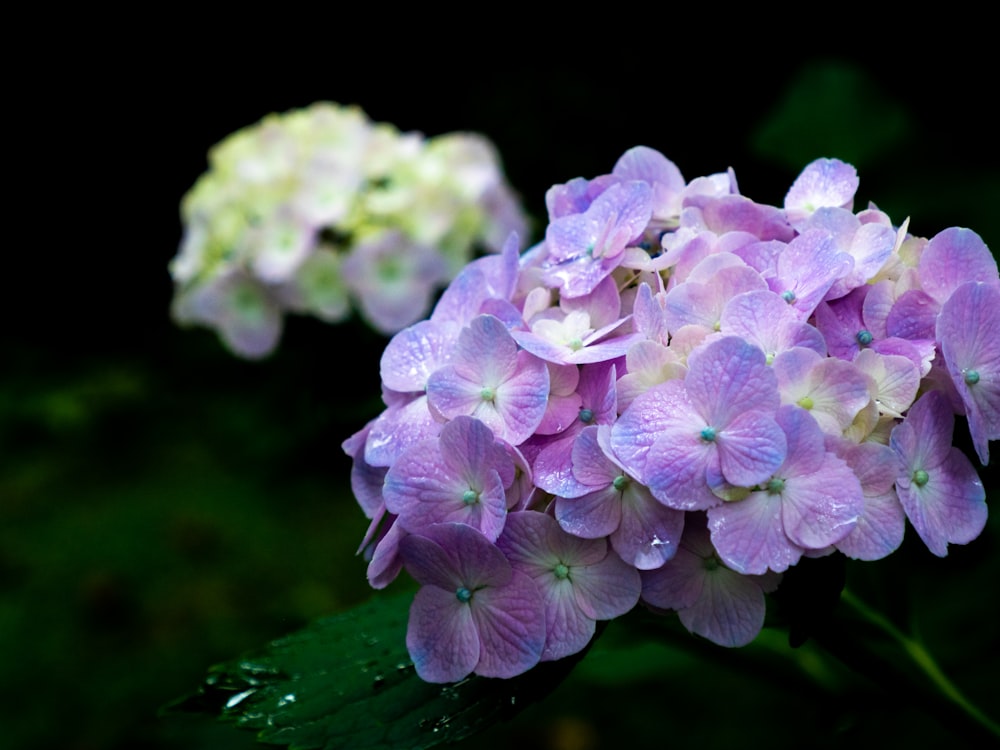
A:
[717,411,787,487]
[407,585,480,683]
[708,492,802,575]
[470,572,546,677]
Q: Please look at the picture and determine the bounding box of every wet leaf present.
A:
[165,587,593,750]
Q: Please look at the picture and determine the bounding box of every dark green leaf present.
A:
[165,587,593,750]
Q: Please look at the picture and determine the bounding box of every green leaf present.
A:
[164,587,592,750]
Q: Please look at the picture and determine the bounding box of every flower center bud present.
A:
[964,369,980,385]
[797,396,814,410]
[700,426,717,442]
[553,563,570,580]
[480,386,495,402]
[912,469,930,487]
[856,329,873,346]
[612,475,628,491]
[702,556,720,572]
[462,489,479,505]
[456,587,473,603]
[766,477,785,494]
[579,408,594,424]
[782,290,796,303]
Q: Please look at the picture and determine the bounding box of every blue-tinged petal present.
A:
[610,379,693,480]
[470,572,546,678]
[708,492,802,575]
[380,319,459,393]
[613,483,685,569]
[644,426,721,511]
[364,395,442,467]
[677,565,768,648]
[407,585,479,683]
[919,227,998,306]
[896,447,987,557]
[717,411,787,488]
[569,549,641,621]
[781,453,862,549]
[537,577,595,662]
[685,336,779,426]
[937,281,1000,464]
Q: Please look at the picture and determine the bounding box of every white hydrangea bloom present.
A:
[171,101,529,357]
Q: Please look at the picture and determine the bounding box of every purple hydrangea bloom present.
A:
[772,348,872,435]
[662,258,767,334]
[803,206,896,299]
[513,276,644,365]
[497,511,641,661]
[890,390,988,556]
[401,522,545,682]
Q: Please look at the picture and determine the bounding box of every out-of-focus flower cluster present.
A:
[343,146,998,684]
[170,102,529,357]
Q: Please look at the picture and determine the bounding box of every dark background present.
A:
[4,28,998,750]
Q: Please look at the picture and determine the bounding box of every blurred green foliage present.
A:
[3,51,997,750]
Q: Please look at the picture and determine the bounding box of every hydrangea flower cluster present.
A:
[170,102,529,357]
[342,146,998,684]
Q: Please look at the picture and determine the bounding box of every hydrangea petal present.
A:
[937,281,1000,464]
[407,585,480,683]
[469,573,547,677]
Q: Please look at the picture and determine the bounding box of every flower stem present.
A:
[839,587,1000,740]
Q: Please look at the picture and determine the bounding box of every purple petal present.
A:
[555,486,622,539]
[399,524,512,590]
[365,395,442,467]
[784,158,859,226]
[676,568,769,647]
[380,320,459,393]
[612,483,685,569]
[780,452,862,549]
[937,281,1000,464]
[890,391,988,556]
[896,448,988,557]
[407,585,480,683]
[569,549,641,620]
[469,571,546,677]
[610,379,694,481]
[717,410,788,487]
[708,492,803,575]
[919,227,999,305]
[685,336,779,425]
